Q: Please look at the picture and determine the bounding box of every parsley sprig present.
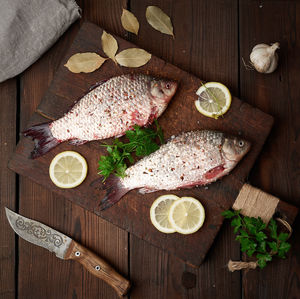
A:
[222,209,291,268]
[98,120,164,180]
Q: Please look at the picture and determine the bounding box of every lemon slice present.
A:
[150,194,180,233]
[49,151,88,188]
[168,197,205,235]
[195,82,231,119]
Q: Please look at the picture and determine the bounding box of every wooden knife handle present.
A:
[65,240,130,297]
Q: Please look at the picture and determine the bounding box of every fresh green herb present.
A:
[222,210,291,269]
[98,120,164,180]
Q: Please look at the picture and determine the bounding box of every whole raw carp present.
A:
[99,130,251,210]
[24,73,178,158]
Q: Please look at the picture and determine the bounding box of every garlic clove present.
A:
[265,52,278,74]
[250,42,280,74]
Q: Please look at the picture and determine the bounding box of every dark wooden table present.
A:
[1,1,299,298]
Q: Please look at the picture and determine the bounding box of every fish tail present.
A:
[23,122,61,159]
[99,176,130,210]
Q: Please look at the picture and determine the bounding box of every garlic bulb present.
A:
[250,42,280,73]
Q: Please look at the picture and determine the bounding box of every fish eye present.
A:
[238,140,244,147]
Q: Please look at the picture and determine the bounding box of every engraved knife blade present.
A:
[5,207,72,259]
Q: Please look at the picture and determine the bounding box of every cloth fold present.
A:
[0,0,81,83]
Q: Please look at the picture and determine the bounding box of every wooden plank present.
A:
[17,1,129,298]
[84,0,127,31]
[79,3,130,296]
[130,222,243,299]
[17,25,85,298]
[128,0,242,297]
[239,1,300,298]
[0,78,17,299]
[129,236,185,299]
[33,22,273,211]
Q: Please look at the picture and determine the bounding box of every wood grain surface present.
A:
[129,1,243,297]
[239,1,300,298]
[8,18,278,266]
[17,1,128,299]
[0,78,16,299]
[1,0,299,298]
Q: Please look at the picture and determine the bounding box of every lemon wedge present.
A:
[195,82,231,119]
[168,197,205,235]
[49,151,88,188]
[150,194,180,233]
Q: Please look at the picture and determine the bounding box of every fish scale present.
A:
[23,73,177,158]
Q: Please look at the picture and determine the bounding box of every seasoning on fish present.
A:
[23,73,178,159]
[99,130,251,210]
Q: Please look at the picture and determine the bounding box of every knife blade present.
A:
[5,208,130,297]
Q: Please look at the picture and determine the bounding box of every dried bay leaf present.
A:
[64,53,107,73]
[121,9,139,35]
[101,31,118,61]
[115,48,151,67]
[146,6,174,38]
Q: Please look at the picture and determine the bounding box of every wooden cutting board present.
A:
[8,22,298,267]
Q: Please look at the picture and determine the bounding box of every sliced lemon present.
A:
[168,197,205,235]
[195,82,231,119]
[150,194,180,233]
[49,151,88,188]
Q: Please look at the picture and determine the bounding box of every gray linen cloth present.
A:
[0,0,81,82]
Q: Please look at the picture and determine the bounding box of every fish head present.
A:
[221,135,251,164]
[150,78,178,104]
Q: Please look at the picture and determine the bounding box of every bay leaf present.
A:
[121,9,139,35]
[115,48,151,67]
[146,6,174,38]
[101,30,118,61]
[64,53,107,73]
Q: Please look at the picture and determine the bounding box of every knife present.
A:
[5,208,130,297]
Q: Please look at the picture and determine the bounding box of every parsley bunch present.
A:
[98,120,164,180]
[222,209,291,268]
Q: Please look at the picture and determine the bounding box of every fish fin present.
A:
[99,176,130,210]
[90,177,104,189]
[23,122,61,159]
[138,187,157,194]
[175,183,201,189]
[146,106,158,127]
[68,139,88,146]
[204,165,225,180]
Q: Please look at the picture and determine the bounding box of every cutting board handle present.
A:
[65,240,130,297]
[228,184,297,272]
[232,183,297,224]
